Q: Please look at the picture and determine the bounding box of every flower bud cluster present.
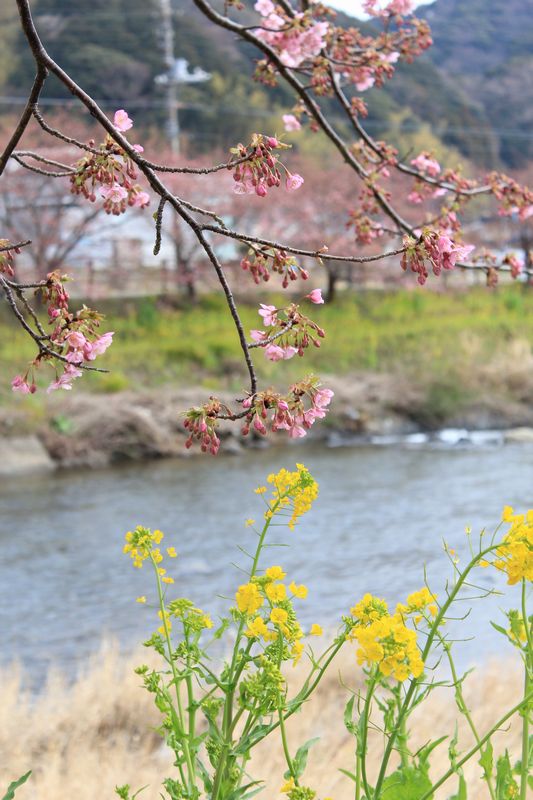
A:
[251,296,325,362]
[240,248,309,286]
[231,133,303,197]
[70,110,150,215]
[254,1,329,70]
[0,240,20,277]
[11,270,113,395]
[401,230,475,285]
[347,208,384,245]
[488,172,533,221]
[183,397,222,455]
[241,377,333,442]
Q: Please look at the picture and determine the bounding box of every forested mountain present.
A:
[423,0,533,167]
[2,0,529,168]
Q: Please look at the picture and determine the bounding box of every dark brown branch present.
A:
[12,154,73,177]
[0,239,31,253]
[32,106,101,155]
[201,222,406,263]
[0,65,47,176]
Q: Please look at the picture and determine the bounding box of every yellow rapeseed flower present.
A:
[245,616,269,639]
[166,547,177,558]
[136,596,146,604]
[266,464,318,530]
[289,581,308,599]
[270,608,289,626]
[266,583,287,603]
[489,507,533,584]
[236,582,264,615]
[266,565,286,581]
[310,624,323,636]
[280,777,295,794]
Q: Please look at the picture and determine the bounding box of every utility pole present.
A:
[159,0,180,155]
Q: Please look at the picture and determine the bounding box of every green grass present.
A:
[1,287,533,408]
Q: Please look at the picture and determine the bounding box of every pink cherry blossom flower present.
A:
[411,153,441,177]
[255,0,275,15]
[133,191,150,208]
[314,388,334,408]
[306,288,324,304]
[282,346,298,360]
[233,179,255,195]
[67,331,87,349]
[265,344,285,361]
[133,144,144,153]
[101,183,128,204]
[11,375,33,394]
[113,109,133,132]
[286,173,304,192]
[282,114,301,132]
[255,182,268,197]
[288,424,307,438]
[258,304,277,326]
[355,74,375,92]
[250,329,267,342]
[84,332,114,360]
[46,364,83,394]
[408,191,424,204]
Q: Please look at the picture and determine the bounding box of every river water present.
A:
[1,437,531,682]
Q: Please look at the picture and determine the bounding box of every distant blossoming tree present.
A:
[2,0,532,451]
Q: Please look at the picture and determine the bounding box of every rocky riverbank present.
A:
[2,372,533,474]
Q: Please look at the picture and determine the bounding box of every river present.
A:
[1,437,531,682]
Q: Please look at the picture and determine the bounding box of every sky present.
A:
[329,0,432,17]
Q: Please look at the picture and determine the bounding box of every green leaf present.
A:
[417,736,448,774]
[381,767,433,800]
[234,724,272,754]
[447,774,467,800]
[292,737,320,780]
[344,696,357,735]
[225,780,264,800]
[338,768,357,783]
[2,772,32,800]
[478,742,493,779]
[495,751,518,799]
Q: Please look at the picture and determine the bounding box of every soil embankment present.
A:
[3,372,533,473]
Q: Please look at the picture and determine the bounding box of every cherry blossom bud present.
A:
[306,288,324,304]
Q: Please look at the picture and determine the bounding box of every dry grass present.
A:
[0,643,523,800]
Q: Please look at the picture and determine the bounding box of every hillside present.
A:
[422,0,533,167]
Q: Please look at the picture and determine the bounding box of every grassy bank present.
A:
[0,645,521,800]
[2,287,533,422]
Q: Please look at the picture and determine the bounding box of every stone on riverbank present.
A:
[0,435,55,476]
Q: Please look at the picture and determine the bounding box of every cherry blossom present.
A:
[113,109,133,132]
[11,375,35,394]
[286,173,304,191]
[258,304,278,326]
[46,364,83,394]
[282,114,301,132]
